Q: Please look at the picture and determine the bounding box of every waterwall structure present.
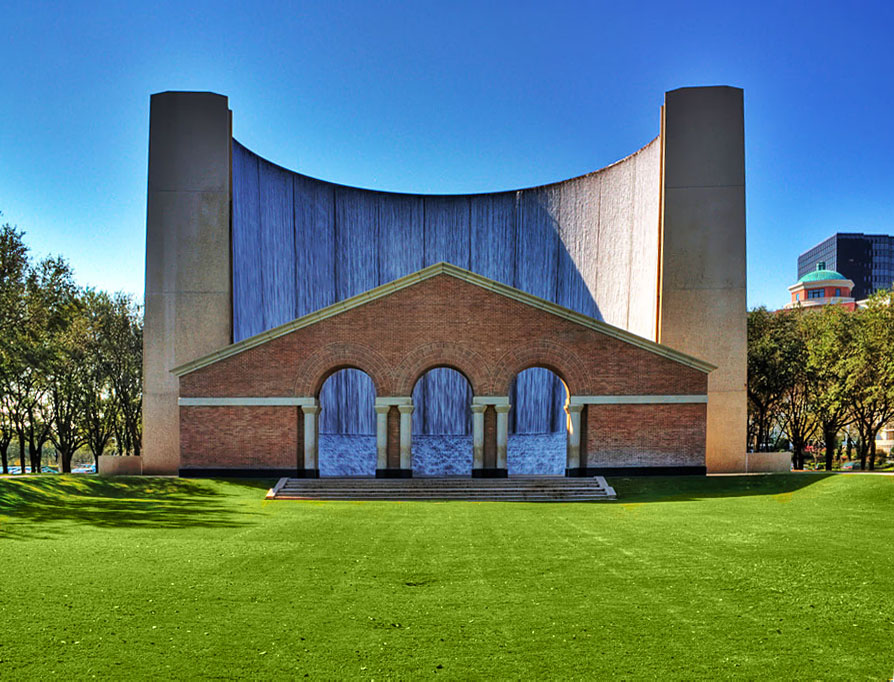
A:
[142,86,747,475]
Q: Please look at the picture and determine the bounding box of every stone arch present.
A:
[293,343,393,397]
[491,339,588,396]
[393,342,489,396]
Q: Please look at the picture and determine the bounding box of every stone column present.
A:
[143,92,232,475]
[471,404,486,473]
[301,403,321,478]
[374,405,390,473]
[565,403,584,476]
[398,404,415,477]
[660,86,746,472]
[495,404,511,475]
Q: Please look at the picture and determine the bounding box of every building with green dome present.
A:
[785,262,856,309]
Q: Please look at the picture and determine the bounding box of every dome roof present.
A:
[799,269,847,283]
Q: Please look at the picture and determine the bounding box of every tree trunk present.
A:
[61,450,73,474]
[18,432,26,474]
[824,425,837,472]
[0,442,8,475]
[792,442,803,470]
[29,438,41,474]
[869,439,877,471]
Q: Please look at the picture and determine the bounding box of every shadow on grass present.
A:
[0,476,259,540]
[607,473,834,504]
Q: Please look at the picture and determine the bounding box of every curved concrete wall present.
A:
[231,138,660,435]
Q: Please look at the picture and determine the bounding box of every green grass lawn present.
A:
[1,475,892,680]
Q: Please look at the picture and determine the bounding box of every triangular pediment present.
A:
[172,262,715,377]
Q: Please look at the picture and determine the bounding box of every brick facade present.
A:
[178,269,710,475]
[180,406,299,472]
[584,404,707,469]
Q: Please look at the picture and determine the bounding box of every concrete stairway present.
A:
[267,476,616,502]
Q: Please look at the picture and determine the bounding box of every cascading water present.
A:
[232,141,611,472]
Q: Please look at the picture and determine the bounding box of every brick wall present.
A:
[584,404,707,468]
[179,273,709,472]
[180,406,298,471]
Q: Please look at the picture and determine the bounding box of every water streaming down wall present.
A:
[231,139,660,438]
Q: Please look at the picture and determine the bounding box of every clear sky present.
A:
[1,0,892,310]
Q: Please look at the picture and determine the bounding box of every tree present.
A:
[748,307,797,452]
[14,255,78,473]
[773,308,818,469]
[803,304,854,471]
[81,290,119,466]
[846,290,894,470]
[103,293,142,456]
[0,405,13,474]
[47,291,89,473]
[0,217,143,473]
[0,219,32,473]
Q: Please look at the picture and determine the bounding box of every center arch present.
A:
[393,342,488,396]
[410,365,474,476]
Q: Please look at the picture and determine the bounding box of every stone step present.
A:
[269,476,616,501]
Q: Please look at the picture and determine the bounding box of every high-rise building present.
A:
[798,233,894,301]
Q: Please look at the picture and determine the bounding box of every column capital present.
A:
[374,404,391,415]
[494,403,512,414]
[301,404,321,416]
[470,403,487,414]
[565,403,584,414]
[397,404,415,415]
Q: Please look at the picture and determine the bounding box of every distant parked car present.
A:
[842,461,863,470]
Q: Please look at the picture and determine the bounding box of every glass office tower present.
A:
[798,233,894,300]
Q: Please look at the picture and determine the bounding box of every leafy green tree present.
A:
[803,304,854,470]
[0,220,29,473]
[1,217,143,473]
[0,219,32,473]
[47,291,89,473]
[80,290,119,466]
[104,293,142,457]
[18,256,78,472]
[846,291,894,470]
[774,309,818,469]
[747,307,799,452]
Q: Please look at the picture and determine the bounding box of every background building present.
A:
[784,263,856,310]
[798,233,894,300]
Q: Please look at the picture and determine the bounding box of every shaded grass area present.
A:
[0,475,892,679]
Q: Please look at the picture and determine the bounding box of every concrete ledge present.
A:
[98,456,143,477]
[745,452,791,473]
[585,466,707,477]
[179,468,298,478]
[472,468,508,478]
[376,469,413,478]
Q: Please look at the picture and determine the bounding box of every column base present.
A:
[472,468,508,478]
[295,468,320,479]
[376,469,413,478]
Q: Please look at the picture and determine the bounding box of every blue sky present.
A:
[1,0,892,310]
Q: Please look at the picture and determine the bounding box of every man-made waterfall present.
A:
[231,138,660,442]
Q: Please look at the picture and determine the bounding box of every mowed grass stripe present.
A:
[0,475,891,679]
